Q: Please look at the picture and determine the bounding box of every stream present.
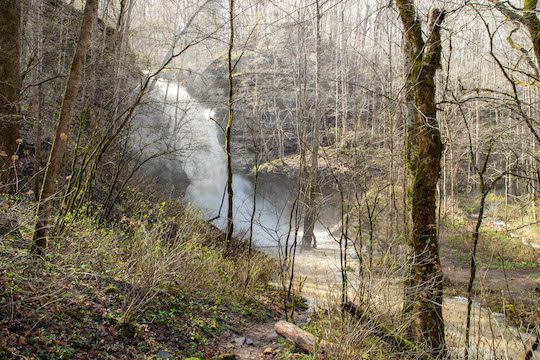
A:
[294,229,538,359]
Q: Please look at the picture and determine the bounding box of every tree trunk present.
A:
[274,320,342,355]
[396,2,446,357]
[32,0,45,202]
[0,0,21,192]
[225,0,235,245]
[523,0,540,68]
[302,0,321,250]
[402,30,418,343]
[340,7,348,143]
[32,0,99,254]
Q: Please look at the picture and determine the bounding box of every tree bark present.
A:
[274,320,342,355]
[402,31,418,343]
[0,0,21,192]
[31,0,45,202]
[32,0,98,254]
[225,0,235,245]
[302,0,321,250]
[396,2,446,357]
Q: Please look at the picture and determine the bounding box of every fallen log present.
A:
[341,302,435,360]
[274,320,342,356]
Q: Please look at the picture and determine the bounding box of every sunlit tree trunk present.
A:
[340,8,348,143]
[32,0,99,254]
[302,0,321,250]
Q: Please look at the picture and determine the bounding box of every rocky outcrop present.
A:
[187,31,348,172]
[188,51,299,171]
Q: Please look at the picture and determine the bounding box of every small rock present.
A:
[231,336,254,346]
[156,350,172,359]
[263,347,273,355]
[231,336,245,345]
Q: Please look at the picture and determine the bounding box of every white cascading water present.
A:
[154,79,290,248]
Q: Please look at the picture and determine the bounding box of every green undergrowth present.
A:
[440,197,539,270]
[484,292,540,329]
[445,229,538,270]
[0,194,280,359]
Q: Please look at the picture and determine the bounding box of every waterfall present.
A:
[153,79,289,248]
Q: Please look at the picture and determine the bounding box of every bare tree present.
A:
[0,0,21,192]
[302,0,322,250]
[225,0,235,245]
[32,0,99,254]
[396,1,446,356]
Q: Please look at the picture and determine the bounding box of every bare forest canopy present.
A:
[1,0,540,359]
[5,0,540,200]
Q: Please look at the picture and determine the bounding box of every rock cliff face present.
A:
[41,0,126,110]
[188,52,298,171]
[20,0,124,179]
[187,30,344,173]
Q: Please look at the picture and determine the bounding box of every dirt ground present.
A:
[216,311,310,360]
[441,249,540,300]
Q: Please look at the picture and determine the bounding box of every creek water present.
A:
[154,80,538,359]
[293,230,538,359]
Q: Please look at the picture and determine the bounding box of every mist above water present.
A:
[154,79,294,248]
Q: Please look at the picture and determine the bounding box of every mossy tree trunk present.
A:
[225,0,235,245]
[395,1,446,357]
[0,0,21,192]
[32,0,98,254]
[523,0,540,68]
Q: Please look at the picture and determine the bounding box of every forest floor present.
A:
[1,192,538,360]
[0,240,289,360]
[442,250,539,298]
[0,237,310,360]
[1,238,538,360]
[215,310,310,360]
[0,193,296,360]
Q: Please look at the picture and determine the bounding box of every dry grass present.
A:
[0,194,278,359]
